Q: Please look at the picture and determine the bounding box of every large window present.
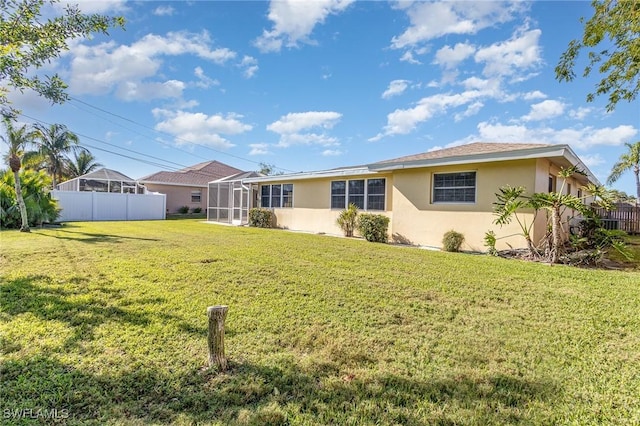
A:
[261,184,293,208]
[432,172,476,203]
[331,178,386,210]
[191,190,202,203]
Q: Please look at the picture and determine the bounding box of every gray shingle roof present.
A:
[79,168,135,181]
[138,161,244,186]
[374,142,552,165]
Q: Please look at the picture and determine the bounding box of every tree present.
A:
[0,0,125,117]
[1,119,35,231]
[33,123,80,188]
[555,0,640,112]
[65,149,102,178]
[606,141,640,206]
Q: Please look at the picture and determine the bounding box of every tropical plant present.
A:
[33,123,80,188]
[248,208,273,228]
[555,0,640,112]
[493,185,540,257]
[442,230,465,252]
[1,169,59,229]
[1,119,35,231]
[484,230,498,256]
[65,149,102,178]
[0,0,124,117]
[336,203,358,237]
[356,213,389,243]
[606,141,640,205]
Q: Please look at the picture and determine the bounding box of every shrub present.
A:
[249,208,273,228]
[336,203,358,237]
[484,230,498,256]
[357,213,389,243]
[192,207,202,214]
[177,206,189,214]
[1,169,59,228]
[442,230,465,252]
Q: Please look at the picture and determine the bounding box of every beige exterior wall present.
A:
[258,158,595,252]
[143,183,207,213]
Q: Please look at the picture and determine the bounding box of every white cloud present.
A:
[254,0,354,53]
[391,1,524,49]
[116,80,185,101]
[399,51,421,64]
[579,153,606,168]
[454,101,484,121]
[153,5,175,16]
[454,121,638,150]
[523,90,547,100]
[521,100,565,122]
[56,0,128,14]
[249,143,270,155]
[322,149,343,156]
[474,28,542,78]
[267,111,342,147]
[152,109,252,149]
[68,31,237,100]
[434,43,475,69]
[193,67,219,89]
[239,56,259,78]
[382,80,411,99]
[569,107,593,120]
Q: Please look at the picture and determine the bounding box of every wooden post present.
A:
[207,305,228,371]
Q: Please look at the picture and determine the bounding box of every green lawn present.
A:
[1,220,639,425]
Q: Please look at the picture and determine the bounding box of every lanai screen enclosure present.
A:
[207,172,261,225]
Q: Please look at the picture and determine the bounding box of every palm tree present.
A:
[33,123,80,188]
[65,149,102,178]
[607,141,640,206]
[1,119,36,232]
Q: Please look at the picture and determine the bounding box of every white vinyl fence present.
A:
[52,190,166,222]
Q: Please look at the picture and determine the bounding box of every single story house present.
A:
[56,168,145,194]
[242,143,599,251]
[138,161,243,213]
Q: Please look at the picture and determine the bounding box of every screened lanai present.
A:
[207,172,262,225]
[56,168,145,194]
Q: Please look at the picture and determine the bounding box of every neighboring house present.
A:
[243,143,599,251]
[138,161,243,213]
[56,168,145,194]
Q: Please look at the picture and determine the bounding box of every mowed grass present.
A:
[1,220,639,425]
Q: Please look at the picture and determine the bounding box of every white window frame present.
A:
[260,184,294,208]
[432,171,477,204]
[330,178,386,211]
[191,190,202,203]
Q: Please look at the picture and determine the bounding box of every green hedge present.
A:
[357,213,389,243]
[249,208,273,228]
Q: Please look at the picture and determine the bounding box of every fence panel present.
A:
[592,205,640,234]
[52,190,166,222]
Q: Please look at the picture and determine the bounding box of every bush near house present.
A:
[192,207,202,214]
[357,213,389,243]
[249,207,273,228]
[177,206,189,214]
[442,230,465,252]
[336,203,358,237]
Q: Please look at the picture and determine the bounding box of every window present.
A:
[331,178,386,210]
[191,190,202,203]
[432,172,476,203]
[260,184,294,208]
[548,175,556,193]
[567,183,572,196]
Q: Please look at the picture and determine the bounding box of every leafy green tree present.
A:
[1,119,35,231]
[0,168,59,229]
[606,141,640,205]
[65,149,102,178]
[33,123,80,188]
[0,0,124,116]
[555,0,640,112]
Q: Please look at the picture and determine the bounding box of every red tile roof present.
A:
[138,161,243,186]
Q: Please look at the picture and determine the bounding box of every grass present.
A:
[1,220,639,425]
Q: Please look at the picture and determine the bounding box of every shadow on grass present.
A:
[1,348,559,425]
[36,229,160,244]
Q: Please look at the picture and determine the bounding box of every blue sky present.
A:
[6,0,639,195]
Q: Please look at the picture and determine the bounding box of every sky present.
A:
[5,0,640,195]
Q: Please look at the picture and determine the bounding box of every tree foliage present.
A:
[0,0,125,116]
[0,168,59,229]
[33,123,80,188]
[65,149,103,178]
[555,0,640,111]
[606,141,640,204]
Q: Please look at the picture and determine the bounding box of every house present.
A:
[242,143,599,251]
[56,168,145,194]
[138,161,243,213]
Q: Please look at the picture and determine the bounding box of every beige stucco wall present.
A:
[143,184,207,213]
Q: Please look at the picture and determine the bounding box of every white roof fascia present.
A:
[137,181,208,188]
[561,145,601,186]
[243,167,374,183]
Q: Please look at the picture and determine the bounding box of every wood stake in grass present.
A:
[207,305,228,371]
